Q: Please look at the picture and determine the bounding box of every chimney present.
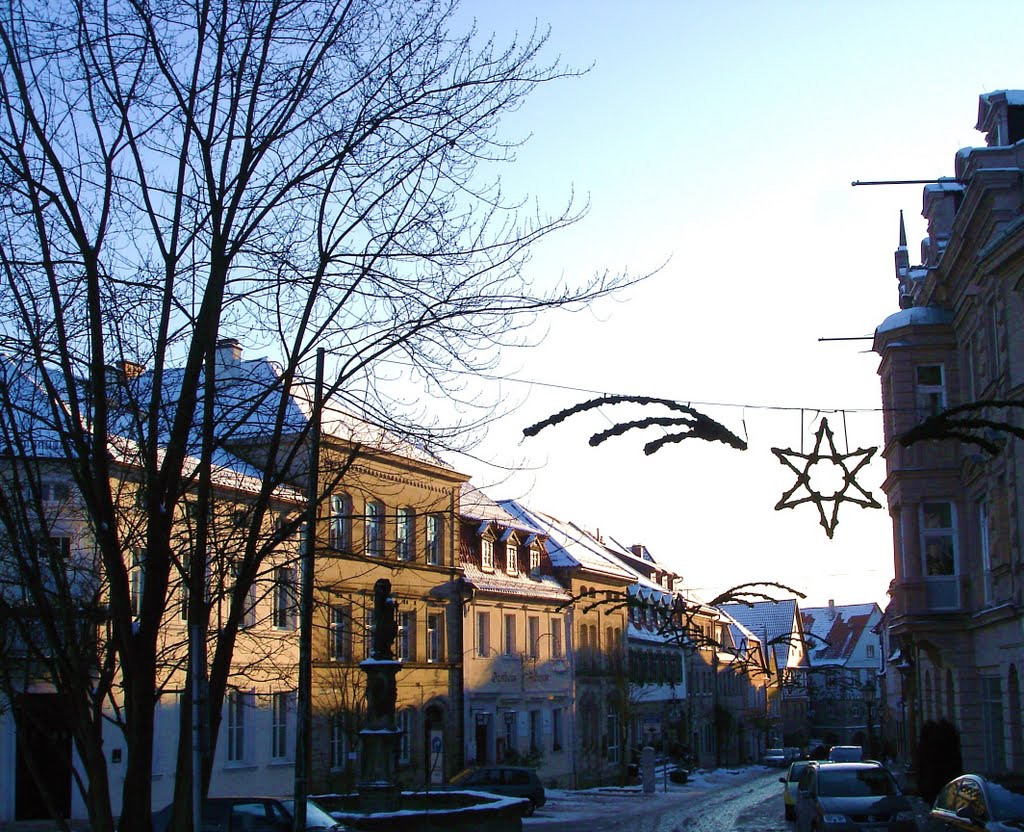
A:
[828,599,836,620]
[215,338,242,384]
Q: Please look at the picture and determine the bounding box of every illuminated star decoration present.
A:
[771,417,882,539]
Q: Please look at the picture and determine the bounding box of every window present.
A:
[481,537,494,571]
[130,547,146,617]
[427,612,442,662]
[271,692,290,760]
[506,544,518,575]
[982,675,1006,771]
[979,499,994,605]
[529,710,541,754]
[398,611,415,661]
[550,618,563,658]
[425,514,443,565]
[503,613,517,656]
[273,566,296,629]
[528,616,540,660]
[866,644,875,659]
[365,500,384,557]
[529,543,541,574]
[396,508,415,561]
[398,709,413,764]
[916,365,946,420]
[49,535,71,560]
[363,608,373,660]
[226,690,249,763]
[552,707,563,751]
[329,605,351,661]
[231,560,257,629]
[329,493,352,550]
[330,713,347,770]
[40,481,70,503]
[476,611,490,657]
[606,710,620,763]
[921,502,958,610]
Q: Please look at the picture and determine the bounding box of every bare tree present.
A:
[0,0,640,829]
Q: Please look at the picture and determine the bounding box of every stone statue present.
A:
[371,578,397,660]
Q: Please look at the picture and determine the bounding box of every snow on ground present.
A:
[526,765,772,826]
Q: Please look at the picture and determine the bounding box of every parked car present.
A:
[446,765,546,816]
[152,796,344,832]
[926,773,1024,830]
[794,761,916,832]
[764,747,788,767]
[780,759,814,820]
[828,745,865,763]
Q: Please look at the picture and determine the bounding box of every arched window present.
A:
[1009,665,1023,768]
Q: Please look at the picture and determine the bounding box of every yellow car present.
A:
[780,759,813,821]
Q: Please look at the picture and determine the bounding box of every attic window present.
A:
[506,545,518,575]
[481,538,494,571]
[529,544,541,574]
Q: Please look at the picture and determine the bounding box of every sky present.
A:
[439,0,1024,609]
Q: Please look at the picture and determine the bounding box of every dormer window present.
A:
[529,543,541,574]
[506,545,518,575]
[481,537,494,571]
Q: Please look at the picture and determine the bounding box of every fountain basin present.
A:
[319,789,527,832]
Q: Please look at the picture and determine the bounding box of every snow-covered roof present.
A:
[718,599,805,671]
[497,500,635,582]
[875,305,952,335]
[801,602,880,667]
[0,356,301,501]
[460,561,570,603]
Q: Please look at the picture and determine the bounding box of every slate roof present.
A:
[497,500,635,582]
[801,603,880,666]
[0,356,301,500]
[718,599,806,671]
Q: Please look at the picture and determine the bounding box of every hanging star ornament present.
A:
[771,417,882,539]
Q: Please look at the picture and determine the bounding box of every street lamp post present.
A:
[861,681,876,759]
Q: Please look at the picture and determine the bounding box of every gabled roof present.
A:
[801,602,881,667]
[718,599,808,671]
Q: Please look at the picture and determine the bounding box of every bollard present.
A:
[641,745,656,794]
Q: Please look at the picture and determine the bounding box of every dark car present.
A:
[446,765,546,816]
[794,761,916,832]
[927,773,1024,830]
[152,796,343,832]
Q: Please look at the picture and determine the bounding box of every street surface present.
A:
[526,767,786,832]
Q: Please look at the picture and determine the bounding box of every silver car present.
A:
[795,761,916,832]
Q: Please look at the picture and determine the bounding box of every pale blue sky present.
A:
[444,1,1024,607]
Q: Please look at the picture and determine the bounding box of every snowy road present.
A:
[526,766,784,832]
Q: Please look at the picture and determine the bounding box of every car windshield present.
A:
[766,748,784,756]
[818,768,898,797]
[280,800,336,829]
[988,780,1024,820]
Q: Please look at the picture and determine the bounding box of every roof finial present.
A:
[898,209,907,247]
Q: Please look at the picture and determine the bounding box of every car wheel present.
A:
[785,805,795,821]
[522,800,536,817]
